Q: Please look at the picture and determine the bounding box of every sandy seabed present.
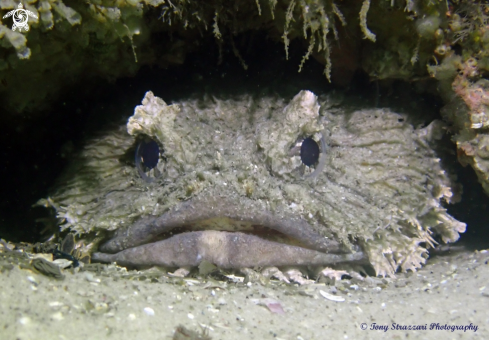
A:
[0,248,487,340]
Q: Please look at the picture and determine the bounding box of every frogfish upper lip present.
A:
[98,195,351,255]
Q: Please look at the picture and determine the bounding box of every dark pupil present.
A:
[140,140,159,169]
[300,137,319,166]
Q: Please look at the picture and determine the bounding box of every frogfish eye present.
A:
[300,137,320,166]
[135,139,161,182]
[137,139,159,169]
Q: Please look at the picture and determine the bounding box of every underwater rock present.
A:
[439,59,489,196]
[39,90,466,277]
[0,0,453,113]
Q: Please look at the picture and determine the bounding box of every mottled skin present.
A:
[42,90,465,277]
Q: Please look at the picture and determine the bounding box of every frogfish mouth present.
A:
[92,196,364,269]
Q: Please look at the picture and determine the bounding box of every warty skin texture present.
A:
[41,90,466,277]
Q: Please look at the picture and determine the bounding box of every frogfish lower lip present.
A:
[91,230,365,269]
[92,196,364,269]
